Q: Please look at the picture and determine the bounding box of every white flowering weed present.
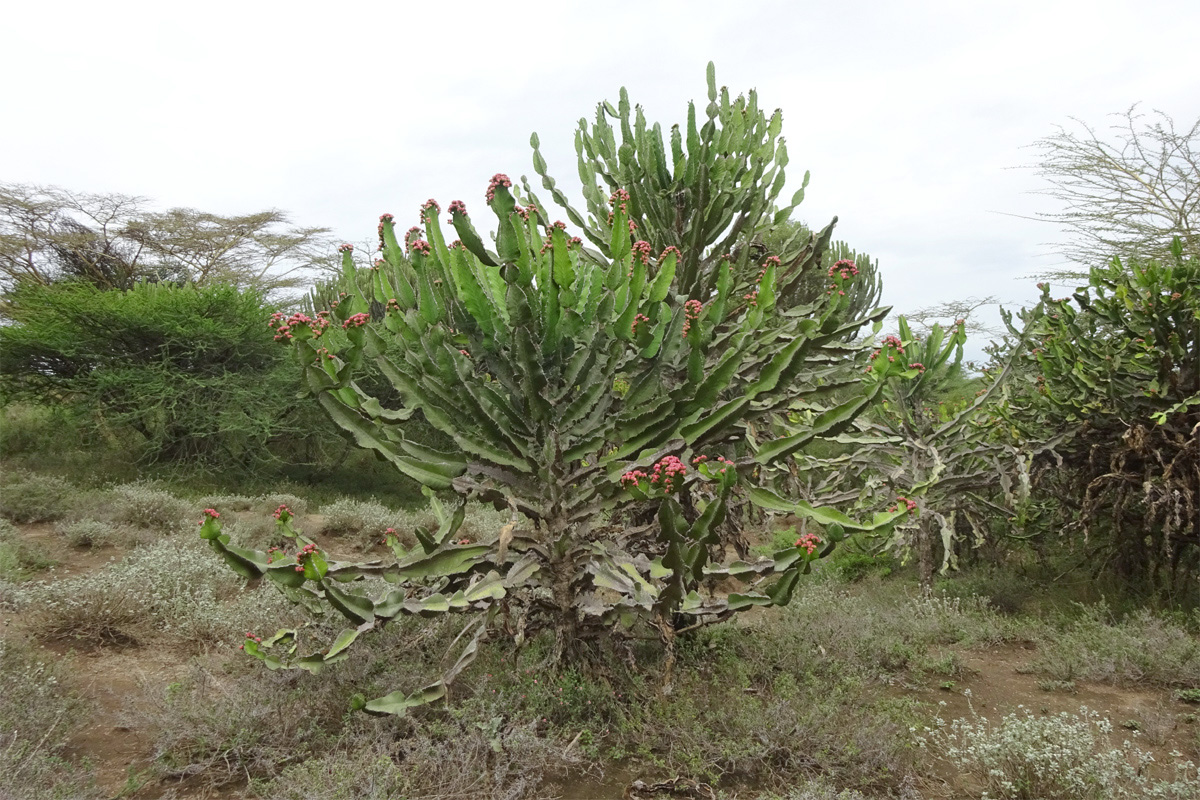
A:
[914,701,1199,799]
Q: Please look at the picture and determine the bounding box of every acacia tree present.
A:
[200,67,915,712]
[1031,107,1199,279]
[0,182,336,298]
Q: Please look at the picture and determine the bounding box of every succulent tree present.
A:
[201,72,914,713]
[1000,239,1199,596]
[806,318,1034,585]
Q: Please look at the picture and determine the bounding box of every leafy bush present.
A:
[0,280,338,469]
[0,472,73,523]
[106,482,193,532]
[56,518,113,548]
[316,497,416,549]
[915,704,1199,799]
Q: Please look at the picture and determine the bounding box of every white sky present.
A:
[3,0,1197,353]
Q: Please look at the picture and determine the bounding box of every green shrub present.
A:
[260,492,308,517]
[56,518,113,548]
[107,482,193,532]
[0,472,73,523]
[0,280,335,469]
[317,497,415,548]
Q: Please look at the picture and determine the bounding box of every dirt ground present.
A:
[4,520,1197,799]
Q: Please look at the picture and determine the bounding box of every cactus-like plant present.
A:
[201,72,916,712]
[803,318,1035,584]
[1000,238,1199,594]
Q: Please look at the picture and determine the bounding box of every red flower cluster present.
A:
[198,508,220,526]
[486,173,512,205]
[294,542,319,573]
[620,468,649,489]
[682,299,703,337]
[272,504,292,520]
[266,545,287,564]
[888,496,918,513]
[270,311,331,342]
[632,240,652,265]
[744,288,759,307]
[631,312,650,335]
[343,312,370,329]
[908,362,926,373]
[448,200,468,216]
[691,453,733,475]
[377,214,394,250]
[239,630,263,650]
[758,255,780,281]
[649,455,687,493]
[795,532,822,555]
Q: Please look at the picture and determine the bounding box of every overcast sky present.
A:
[3,0,1197,352]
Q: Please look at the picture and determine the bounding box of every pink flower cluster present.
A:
[458,349,471,358]
[404,226,423,249]
[338,243,354,253]
[744,288,759,307]
[448,200,468,216]
[826,258,858,297]
[239,631,262,650]
[198,508,220,525]
[632,240,652,265]
[888,496,918,514]
[649,455,687,493]
[908,362,926,373]
[269,311,330,342]
[377,214,393,250]
[266,545,286,564]
[795,532,822,555]
[691,453,733,475]
[294,542,319,573]
[620,468,648,489]
[343,312,370,329]
[410,239,432,256]
[385,298,400,313]
[631,312,650,335]
[682,299,703,337]
[314,346,335,361]
[758,255,780,282]
[272,504,292,520]
[421,199,440,222]
[486,173,512,205]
